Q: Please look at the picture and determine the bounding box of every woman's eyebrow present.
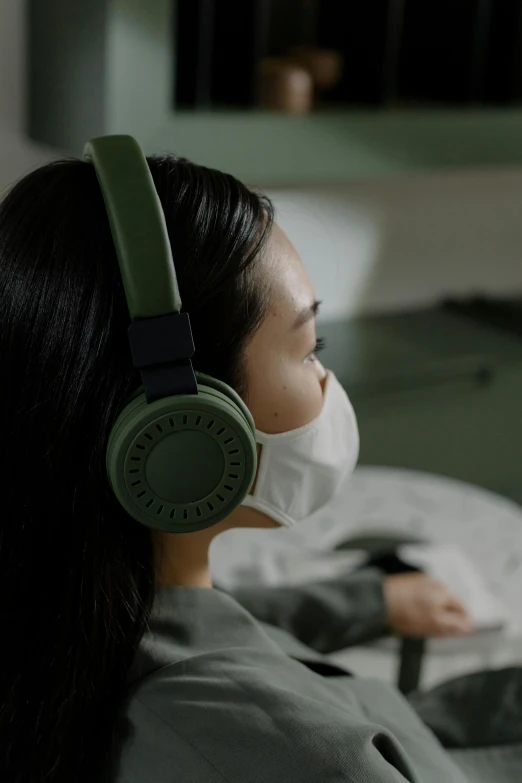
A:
[292,300,322,330]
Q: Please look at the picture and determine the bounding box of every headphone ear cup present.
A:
[106,378,257,533]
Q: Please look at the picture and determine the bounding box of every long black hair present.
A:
[0,154,273,783]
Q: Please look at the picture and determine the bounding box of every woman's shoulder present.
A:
[116,647,465,783]
[117,652,398,783]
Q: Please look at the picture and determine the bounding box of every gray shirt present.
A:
[115,585,467,782]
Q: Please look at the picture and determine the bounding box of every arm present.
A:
[219,567,388,654]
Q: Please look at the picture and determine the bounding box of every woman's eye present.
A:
[307,336,326,361]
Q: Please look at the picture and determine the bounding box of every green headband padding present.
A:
[84,135,181,320]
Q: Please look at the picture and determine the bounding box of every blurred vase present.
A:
[289,46,343,90]
[258,58,314,113]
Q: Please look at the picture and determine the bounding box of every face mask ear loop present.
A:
[246,443,262,497]
[249,442,270,500]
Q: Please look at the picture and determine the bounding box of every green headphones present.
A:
[84,135,257,533]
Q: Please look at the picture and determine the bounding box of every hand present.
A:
[383,572,474,638]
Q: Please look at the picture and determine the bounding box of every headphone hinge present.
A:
[128,312,197,402]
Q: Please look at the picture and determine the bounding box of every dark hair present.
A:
[0,155,273,783]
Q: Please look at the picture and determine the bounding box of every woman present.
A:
[0,145,506,783]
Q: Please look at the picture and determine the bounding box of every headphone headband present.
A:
[85,135,197,402]
[84,135,180,321]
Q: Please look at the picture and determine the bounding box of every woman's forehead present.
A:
[263,224,315,327]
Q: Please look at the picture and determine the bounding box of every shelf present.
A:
[146,108,522,186]
[27,0,522,186]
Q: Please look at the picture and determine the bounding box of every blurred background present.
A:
[3,0,522,503]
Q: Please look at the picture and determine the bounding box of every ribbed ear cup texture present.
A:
[106,379,257,532]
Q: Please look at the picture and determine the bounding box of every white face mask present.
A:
[241,372,359,528]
